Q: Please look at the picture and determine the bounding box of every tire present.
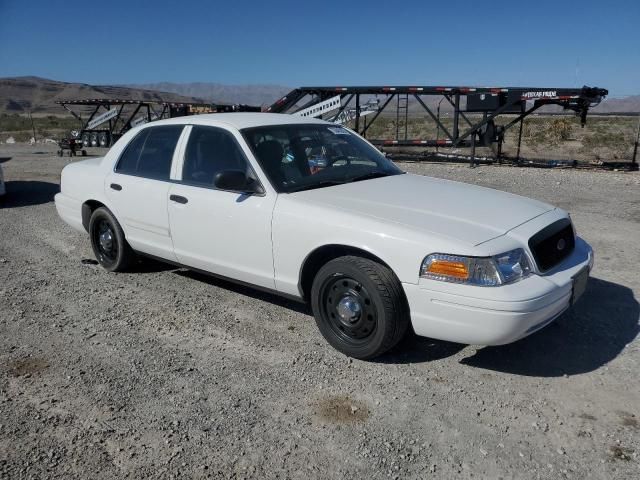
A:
[88,207,136,272]
[310,255,410,359]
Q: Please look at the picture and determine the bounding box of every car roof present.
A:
[144,112,329,130]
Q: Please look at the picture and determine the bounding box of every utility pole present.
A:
[516,118,524,166]
[435,97,445,153]
[633,114,640,167]
[28,110,37,142]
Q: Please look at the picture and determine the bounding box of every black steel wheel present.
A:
[311,255,410,359]
[89,207,135,272]
[319,275,378,344]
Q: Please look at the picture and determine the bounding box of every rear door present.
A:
[167,125,276,289]
[105,125,185,260]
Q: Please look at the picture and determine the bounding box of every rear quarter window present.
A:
[115,125,183,180]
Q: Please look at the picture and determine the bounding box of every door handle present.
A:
[110,183,122,191]
[169,194,188,204]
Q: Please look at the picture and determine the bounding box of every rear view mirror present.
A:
[214,170,263,194]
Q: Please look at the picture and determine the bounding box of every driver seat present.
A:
[256,140,286,183]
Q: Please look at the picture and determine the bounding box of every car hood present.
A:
[290,173,554,246]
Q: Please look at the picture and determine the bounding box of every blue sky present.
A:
[1,0,638,96]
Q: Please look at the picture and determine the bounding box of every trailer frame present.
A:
[56,99,261,148]
[267,85,610,167]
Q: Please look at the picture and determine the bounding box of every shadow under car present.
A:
[1,180,60,208]
[460,277,639,376]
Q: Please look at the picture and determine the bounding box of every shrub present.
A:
[548,118,572,141]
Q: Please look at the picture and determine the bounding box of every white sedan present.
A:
[55,113,593,359]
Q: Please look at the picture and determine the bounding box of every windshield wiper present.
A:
[287,179,346,193]
[347,171,396,183]
[287,171,401,193]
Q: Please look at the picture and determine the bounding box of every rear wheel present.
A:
[311,255,410,359]
[89,207,135,272]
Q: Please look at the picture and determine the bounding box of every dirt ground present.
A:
[0,144,638,479]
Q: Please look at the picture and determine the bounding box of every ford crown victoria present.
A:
[55,113,593,359]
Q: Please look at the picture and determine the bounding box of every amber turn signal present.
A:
[425,259,470,279]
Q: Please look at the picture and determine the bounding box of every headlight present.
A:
[420,249,531,286]
[493,249,531,284]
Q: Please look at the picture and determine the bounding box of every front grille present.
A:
[528,218,575,272]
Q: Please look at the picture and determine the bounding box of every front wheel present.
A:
[310,255,410,359]
[88,207,135,272]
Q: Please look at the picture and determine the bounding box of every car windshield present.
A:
[241,124,404,193]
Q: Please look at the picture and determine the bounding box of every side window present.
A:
[182,126,250,187]
[115,125,183,180]
[116,129,149,175]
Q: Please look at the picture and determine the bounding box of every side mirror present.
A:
[214,169,262,194]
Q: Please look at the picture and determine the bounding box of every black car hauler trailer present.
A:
[57,99,261,149]
[267,85,610,167]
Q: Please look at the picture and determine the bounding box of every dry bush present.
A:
[548,118,573,142]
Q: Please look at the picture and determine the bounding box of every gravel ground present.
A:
[1,144,639,479]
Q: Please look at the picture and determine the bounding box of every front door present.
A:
[168,125,276,289]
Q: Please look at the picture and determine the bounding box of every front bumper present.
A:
[403,237,593,345]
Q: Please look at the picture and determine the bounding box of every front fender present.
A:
[272,195,471,297]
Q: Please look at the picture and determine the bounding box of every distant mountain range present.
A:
[0,77,204,115]
[592,95,640,113]
[1,76,638,115]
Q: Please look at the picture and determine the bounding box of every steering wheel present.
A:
[328,155,352,167]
